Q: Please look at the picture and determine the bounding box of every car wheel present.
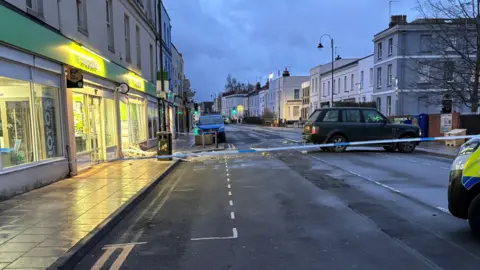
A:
[469,194,480,238]
[383,145,396,152]
[398,135,416,153]
[328,135,348,153]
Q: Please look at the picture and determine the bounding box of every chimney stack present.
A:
[389,15,407,28]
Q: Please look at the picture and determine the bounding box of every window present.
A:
[293,106,300,117]
[147,0,153,21]
[362,96,366,103]
[104,99,116,147]
[362,109,385,123]
[34,84,62,161]
[77,0,88,33]
[136,25,141,68]
[311,79,314,93]
[445,62,455,82]
[377,42,383,59]
[338,79,340,94]
[376,98,382,113]
[124,15,131,63]
[150,44,154,82]
[321,110,339,122]
[322,82,326,96]
[294,89,300,99]
[308,110,322,122]
[333,79,336,94]
[315,77,318,93]
[377,67,382,88]
[344,76,347,92]
[386,96,392,116]
[148,102,158,139]
[387,64,393,86]
[369,68,374,86]
[106,0,114,51]
[419,63,430,83]
[420,35,432,53]
[388,38,393,56]
[342,110,361,123]
[27,0,43,15]
[351,74,354,90]
[328,81,330,96]
[360,71,364,89]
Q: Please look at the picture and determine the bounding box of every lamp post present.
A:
[318,34,335,107]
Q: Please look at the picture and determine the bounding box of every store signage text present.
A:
[74,54,100,74]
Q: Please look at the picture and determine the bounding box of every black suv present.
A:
[303,107,421,153]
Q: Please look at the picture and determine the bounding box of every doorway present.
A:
[89,96,104,164]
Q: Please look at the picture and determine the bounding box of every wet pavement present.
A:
[0,159,172,269]
[72,125,480,270]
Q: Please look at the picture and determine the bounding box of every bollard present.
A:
[202,133,205,148]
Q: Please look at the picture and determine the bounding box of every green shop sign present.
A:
[0,5,156,96]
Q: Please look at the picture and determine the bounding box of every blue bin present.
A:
[418,114,429,137]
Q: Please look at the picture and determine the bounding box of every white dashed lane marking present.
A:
[229,200,234,206]
[230,212,235,219]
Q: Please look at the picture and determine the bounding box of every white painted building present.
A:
[301,80,310,120]
[309,65,322,111]
[222,93,248,118]
[316,56,374,107]
[357,55,374,103]
[258,88,266,117]
[247,91,260,117]
[268,71,308,120]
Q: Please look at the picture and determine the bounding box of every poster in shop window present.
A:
[440,113,452,133]
[39,97,58,158]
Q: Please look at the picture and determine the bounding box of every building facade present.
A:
[372,16,473,116]
[247,91,260,117]
[301,81,310,119]
[268,71,308,120]
[0,0,175,197]
[318,58,359,106]
[222,93,247,118]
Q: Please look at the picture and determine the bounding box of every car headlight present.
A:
[458,138,480,156]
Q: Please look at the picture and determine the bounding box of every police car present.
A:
[448,135,480,236]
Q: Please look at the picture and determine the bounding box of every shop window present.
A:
[34,84,62,160]
[129,99,146,143]
[148,102,158,139]
[120,101,130,149]
[73,93,88,153]
[104,98,116,147]
[0,77,34,168]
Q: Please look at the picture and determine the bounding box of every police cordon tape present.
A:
[109,135,478,161]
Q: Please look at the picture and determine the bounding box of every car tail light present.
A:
[312,126,317,134]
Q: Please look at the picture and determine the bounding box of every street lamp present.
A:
[318,34,335,107]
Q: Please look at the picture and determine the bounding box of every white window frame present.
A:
[26,0,43,16]
[377,67,382,88]
[136,25,141,69]
[344,76,347,92]
[360,70,364,89]
[369,68,374,86]
[377,42,383,59]
[124,14,131,63]
[350,74,354,91]
[387,64,393,86]
[386,96,392,116]
[106,0,114,51]
[77,0,88,34]
[388,38,393,56]
[419,63,430,83]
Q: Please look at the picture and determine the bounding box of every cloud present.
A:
[164,0,418,101]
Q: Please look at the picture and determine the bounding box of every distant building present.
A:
[199,102,214,115]
[268,68,308,120]
[222,92,248,118]
[301,81,310,120]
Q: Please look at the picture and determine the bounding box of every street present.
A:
[74,124,480,270]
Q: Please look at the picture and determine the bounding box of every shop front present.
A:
[70,75,118,171]
[0,44,68,196]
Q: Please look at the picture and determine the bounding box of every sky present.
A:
[164,0,420,102]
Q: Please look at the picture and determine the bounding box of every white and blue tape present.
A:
[112,135,478,161]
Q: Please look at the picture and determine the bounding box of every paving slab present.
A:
[0,159,178,269]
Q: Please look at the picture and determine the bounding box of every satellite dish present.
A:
[118,83,130,94]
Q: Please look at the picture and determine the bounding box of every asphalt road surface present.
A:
[74,124,480,270]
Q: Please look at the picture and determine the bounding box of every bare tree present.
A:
[409,0,479,112]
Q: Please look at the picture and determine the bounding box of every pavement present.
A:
[69,124,480,270]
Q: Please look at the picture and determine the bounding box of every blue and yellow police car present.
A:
[448,135,480,236]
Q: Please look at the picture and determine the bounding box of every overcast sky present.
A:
[164,0,419,102]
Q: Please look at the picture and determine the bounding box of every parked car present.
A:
[303,107,421,153]
[448,136,480,237]
[197,115,226,142]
